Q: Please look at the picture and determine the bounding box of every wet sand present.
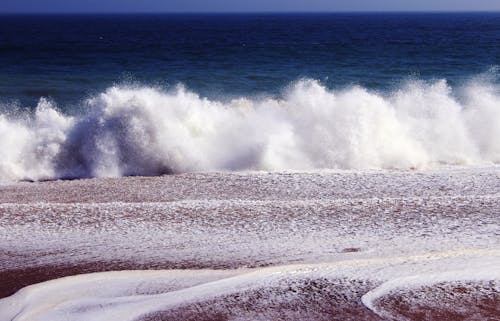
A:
[0,169,499,320]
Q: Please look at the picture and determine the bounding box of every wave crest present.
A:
[1,79,499,181]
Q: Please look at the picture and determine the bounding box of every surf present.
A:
[0,77,499,182]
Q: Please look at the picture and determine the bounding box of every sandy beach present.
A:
[0,168,499,320]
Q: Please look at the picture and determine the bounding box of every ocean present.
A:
[1,13,499,106]
[0,13,499,182]
[0,13,499,321]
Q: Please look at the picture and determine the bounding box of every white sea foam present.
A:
[0,78,499,181]
[1,250,498,321]
[361,261,500,319]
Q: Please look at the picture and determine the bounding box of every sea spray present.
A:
[0,79,498,182]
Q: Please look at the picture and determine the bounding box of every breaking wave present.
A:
[0,78,499,181]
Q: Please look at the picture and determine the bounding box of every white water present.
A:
[0,78,499,181]
[1,168,498,320]
[1,250,498,321]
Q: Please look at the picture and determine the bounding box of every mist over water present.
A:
[0,77,498,182]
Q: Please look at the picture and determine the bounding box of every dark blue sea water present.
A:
[1,13,499,107]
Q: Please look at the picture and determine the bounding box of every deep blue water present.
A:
[0,13,499,107]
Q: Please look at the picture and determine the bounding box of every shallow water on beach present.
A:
[0,169,498,320]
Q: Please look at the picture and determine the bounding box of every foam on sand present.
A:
[1,250,498,321]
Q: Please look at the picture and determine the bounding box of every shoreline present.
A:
[1,169,499,319]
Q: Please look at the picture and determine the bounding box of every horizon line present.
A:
[1,10,499,15]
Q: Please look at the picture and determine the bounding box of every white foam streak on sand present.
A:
[361,263,500,320]
[0,78,499,181]
[1,250,499,321]
[0,270,241,321]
